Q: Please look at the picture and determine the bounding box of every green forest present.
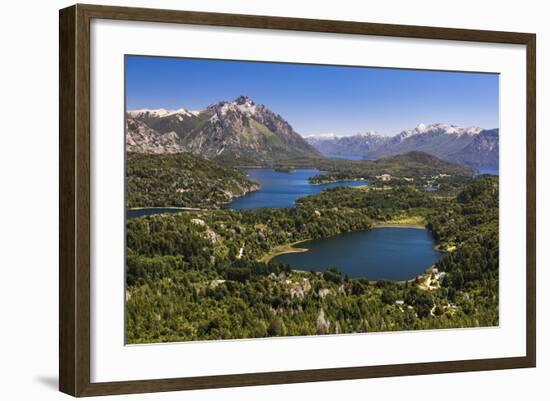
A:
[126,152,259,209]
[125,151,499,343]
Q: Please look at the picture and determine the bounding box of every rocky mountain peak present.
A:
[305,123,498,169]
[406,123,483,137]
[234,95,255,105]
[127,96,320,164]
[359,130,383,138]
[206,95,260,118]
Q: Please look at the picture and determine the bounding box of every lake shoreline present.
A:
[127,183,261,216]
[264,225,444,283]
[262,224,430,262]
[127,206,202,211]
[259,240,310,263]
[373,222,426,229]
[229,168,367,209]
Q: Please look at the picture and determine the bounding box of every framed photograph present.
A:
[59,4,536,397]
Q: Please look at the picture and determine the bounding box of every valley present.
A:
[125,95,499,344]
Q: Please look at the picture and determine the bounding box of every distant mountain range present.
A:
[126,96,320,165]
[306,123,499,169]
[127,97,498,169]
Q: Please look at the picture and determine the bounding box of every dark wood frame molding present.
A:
[59,3,536,397]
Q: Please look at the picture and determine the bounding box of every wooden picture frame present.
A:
[59,3,536,397]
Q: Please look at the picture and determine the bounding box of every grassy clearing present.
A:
[259,241,310,263]
[375,215,426,228]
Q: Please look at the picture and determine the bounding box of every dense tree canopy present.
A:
[126,152,259,208]
[126,167,499,343]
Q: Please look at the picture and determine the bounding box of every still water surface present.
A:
[228,168,367,210]
[128,168,367,218]
[274,227,444,280]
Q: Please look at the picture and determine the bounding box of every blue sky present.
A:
[125,55,499,137]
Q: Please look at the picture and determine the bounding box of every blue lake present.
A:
[228,168,367,210]
[273,227,444,280]
[476,166,499,176]
[127,168,366,217]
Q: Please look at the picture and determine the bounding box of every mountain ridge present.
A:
[127,96,320,165]
[306,123,498,169]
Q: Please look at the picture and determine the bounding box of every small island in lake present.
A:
[124,55,499,344]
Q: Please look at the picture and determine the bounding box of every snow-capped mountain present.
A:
[207,95,259,118]
[126,96,320,164]
[394,123,482,141]
[304,132,338,140]
[306,131,387,158]
[127,108,201,119]
[305,123,499,169]
[446,128,499,168]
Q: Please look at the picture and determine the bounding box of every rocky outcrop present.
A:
[126,96,320,165]
[316,308,331,335]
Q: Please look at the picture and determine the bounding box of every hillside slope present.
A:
[126,152,259,208]
[306,123,499,169]
[127,96,320,165]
